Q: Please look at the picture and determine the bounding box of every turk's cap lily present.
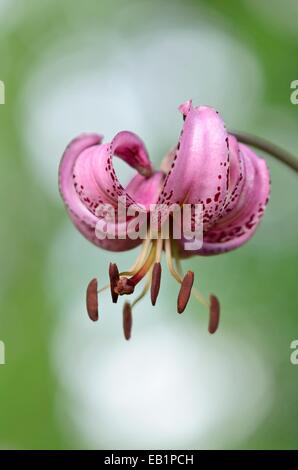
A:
[59,100,270,339]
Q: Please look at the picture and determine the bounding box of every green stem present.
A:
[232,131,298,173]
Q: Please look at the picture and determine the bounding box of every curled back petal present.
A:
[177,142,270,257]
[59,133,163,251]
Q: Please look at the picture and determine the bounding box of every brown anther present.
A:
[114,277,135,295]
[86,278,98,321]
[151,262,162,306]
[177,271,194,313]
[109,262,119,303]
[123,302,133,340]
[209,294,220,334]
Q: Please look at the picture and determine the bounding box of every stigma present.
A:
[86,229,220,340]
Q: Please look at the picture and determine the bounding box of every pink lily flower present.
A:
[59,100,270,339]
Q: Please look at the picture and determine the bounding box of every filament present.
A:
[165,238,209,308]
[165,238,183,284]
[131,270,152,308]
[129,242,157,285]
[120,236,152,277]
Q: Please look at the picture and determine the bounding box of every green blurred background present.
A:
[0,0,297,450]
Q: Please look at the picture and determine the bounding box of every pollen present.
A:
[123,302,133,340]
[208,294,220,334]
[109,263,119,303]
[151,262,162,306]
[86,278,98,322]
[87,229,220,340]
[177,271,194,313]
[85,228,221,340]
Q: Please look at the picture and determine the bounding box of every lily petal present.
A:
[158,103,229,229]
[59,133,163,251]
[177,141,270,256]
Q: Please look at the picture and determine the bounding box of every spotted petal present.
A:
[177,140,270,256]
[158,102,230,230]
[59,133,163,251]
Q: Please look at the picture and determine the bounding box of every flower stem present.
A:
[232,131,298,173]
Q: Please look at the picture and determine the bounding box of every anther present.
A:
[209,294,220,334]
[109,262,119,303]
[86,278,98,321]
[177,271,194,313]
[151,262,162,306]
[123,302,133,340]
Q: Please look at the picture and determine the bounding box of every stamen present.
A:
[191,287,209,308]
[86,278,98,321]
[127,236,152,275]
[128,242,157,286]
[98,239,152,297]
[209,294,220,334]
[166,238,209,308]
[109,262,119,303]
[151,262,162,306]
[97,283,110,294]
[174,253,183,277]
[155,236,163,263]
[114,243,156,296]
[177,271,194,313]
[120,237,152,277]
[123,302,133,340]
[165,238,182,284]
[131,271,152,308]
